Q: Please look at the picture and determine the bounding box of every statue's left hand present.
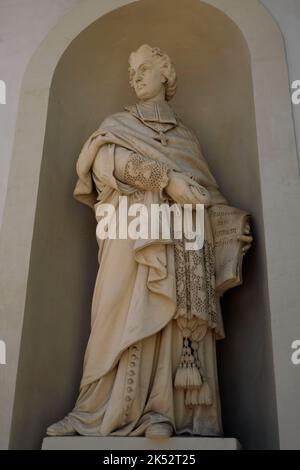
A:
[238,222,253,255]
[165,170,210,206]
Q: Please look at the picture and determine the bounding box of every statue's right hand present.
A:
[165,170,210,206]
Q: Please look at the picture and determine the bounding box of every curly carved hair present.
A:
[128,45,177,101]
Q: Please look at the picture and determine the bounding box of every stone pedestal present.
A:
[42,436,241,450]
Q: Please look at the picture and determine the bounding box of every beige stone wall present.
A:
[0,0,81,229]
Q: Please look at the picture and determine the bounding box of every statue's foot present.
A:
[145,422,173,439]
[46,417,77,436]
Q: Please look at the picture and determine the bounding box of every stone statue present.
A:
[47,45,252,439]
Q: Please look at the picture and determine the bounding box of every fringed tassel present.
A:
[174,366,187,389]
[185,388,200,406]
[174,364,202,390]
[174,336,202,390]
[197,381,213,406]
[175,333,213,408]
[185,381,213,407]
[188,366,202,388]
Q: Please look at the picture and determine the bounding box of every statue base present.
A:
[42,436,241,450]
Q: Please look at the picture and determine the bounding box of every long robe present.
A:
[67,101,228,436]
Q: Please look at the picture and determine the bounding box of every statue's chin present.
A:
[135,89,159,102]
[135,92,149,101]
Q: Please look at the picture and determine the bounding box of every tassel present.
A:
[185,381,213,407]
[175,335,203,391]
[187,365,202,388]
[198,381,213,406]
[185,389,199,407]
[174,364,202,390]
[174,366,188,389]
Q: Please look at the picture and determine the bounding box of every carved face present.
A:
[130,55,165,102]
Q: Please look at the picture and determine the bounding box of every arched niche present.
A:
[1,0,300,450]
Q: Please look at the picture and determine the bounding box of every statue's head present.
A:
[128,45,177,102]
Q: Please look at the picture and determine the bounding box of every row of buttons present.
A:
[121,342,141,425]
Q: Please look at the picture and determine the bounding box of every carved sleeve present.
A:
[92,144,171,194]
[114,146,170,192]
